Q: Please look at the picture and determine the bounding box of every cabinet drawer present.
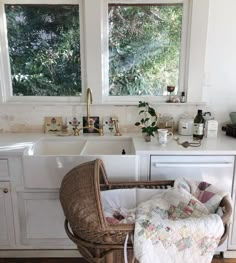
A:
[0,160,9,178]
[151,155,234,165]
[150,155,234,194]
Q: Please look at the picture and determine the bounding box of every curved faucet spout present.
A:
[73,87,103,136]
[86,88,93,126]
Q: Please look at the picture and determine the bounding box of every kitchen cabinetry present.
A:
[0,159,10,179]
[0,133,236,256]
[17,191,74,248]
[0,155,75,250]
[150,155,234,193]
[0,182,15,247]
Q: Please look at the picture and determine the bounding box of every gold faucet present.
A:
[112,118,122,136]
[73,88,104,136]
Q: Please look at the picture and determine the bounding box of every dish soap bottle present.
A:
[193,109,204,140]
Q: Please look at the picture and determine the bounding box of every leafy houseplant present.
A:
[134,101,158,141]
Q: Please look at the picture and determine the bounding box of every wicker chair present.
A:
[59,159,232,263]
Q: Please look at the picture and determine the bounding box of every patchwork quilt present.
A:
[134,178,226,263]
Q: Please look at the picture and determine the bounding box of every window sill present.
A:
[0,96,83,105]
[95,101,206,107]
[0,99,206,107]
[0,94,206,107]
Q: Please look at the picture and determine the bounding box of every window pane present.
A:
[5,4,81,96]
[108,4,183,96]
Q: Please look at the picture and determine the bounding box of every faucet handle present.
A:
[98,124,104,136]
[73,126,80,136]
[112,117,118,124]
[112,118,122,136]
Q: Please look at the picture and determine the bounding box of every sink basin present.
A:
[81,139,135,155]
[26,137,135,156]
[23,136,138,188]
[27,139,86,155]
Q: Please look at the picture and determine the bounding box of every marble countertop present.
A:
[0,131,235,156]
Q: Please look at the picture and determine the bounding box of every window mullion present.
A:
[83,0,103,104]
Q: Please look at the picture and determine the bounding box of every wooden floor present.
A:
[0,257,235,263]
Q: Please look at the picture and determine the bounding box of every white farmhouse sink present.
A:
[27,139,86,155]
[26,137,135,156]
[23,136,138,188]
[81,139,135,155]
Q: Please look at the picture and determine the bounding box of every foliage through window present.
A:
[5,4,81,96]
[108,4,183,96]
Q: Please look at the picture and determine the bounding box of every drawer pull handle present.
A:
[153,163,232,168]
[3,188,8,193]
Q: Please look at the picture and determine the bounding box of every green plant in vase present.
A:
[134,101,158,141]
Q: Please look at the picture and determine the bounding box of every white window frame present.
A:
[0,0,208,106]
[102,0,191,104]
[0,0,85,104]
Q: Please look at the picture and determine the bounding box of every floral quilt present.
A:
[134,182,225,263]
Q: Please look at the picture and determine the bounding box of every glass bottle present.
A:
[180,91,186,103]
[193,109,204,140]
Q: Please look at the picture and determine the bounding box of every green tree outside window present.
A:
[108,4,183,96]
[5,4,81,96]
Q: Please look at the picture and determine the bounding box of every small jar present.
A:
[158,116,174,134]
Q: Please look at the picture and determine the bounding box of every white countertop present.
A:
[0,131,235,156]
[133,133,236,155]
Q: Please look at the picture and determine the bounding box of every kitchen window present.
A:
[0,0,83,102]
[103,0,190,102]
[0,0,192,104]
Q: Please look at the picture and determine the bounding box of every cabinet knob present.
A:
[3,188,8,193]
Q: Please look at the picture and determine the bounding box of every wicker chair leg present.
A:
[105,252,113,263]
[95,248,103,263]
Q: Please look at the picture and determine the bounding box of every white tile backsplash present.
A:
[0,104,210,133]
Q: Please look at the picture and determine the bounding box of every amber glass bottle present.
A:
[193,109,204,140]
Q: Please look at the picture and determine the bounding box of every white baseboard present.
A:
[0,250,81,258]
[223,251,236,258]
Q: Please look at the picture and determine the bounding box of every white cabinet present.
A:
[0,159,10,179]
[17,191,75,248]
[150,155,234,193]
[0,182,15,247]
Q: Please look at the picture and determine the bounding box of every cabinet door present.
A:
[0,182,15,247]
[0,160,9,179]
[18,192,75,248]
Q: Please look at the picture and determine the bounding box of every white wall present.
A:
[0,0,234,133]
[204,0,236,124]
